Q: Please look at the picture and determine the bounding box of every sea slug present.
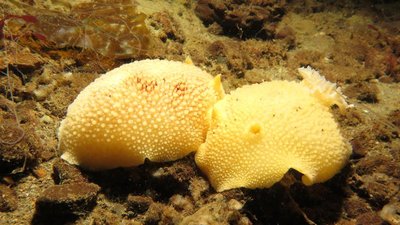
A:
[195,67,352,192]
[58,59,224,170]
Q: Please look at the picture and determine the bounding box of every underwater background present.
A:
[0,0,399,224]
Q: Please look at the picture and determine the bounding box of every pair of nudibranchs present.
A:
[58,58,352,192]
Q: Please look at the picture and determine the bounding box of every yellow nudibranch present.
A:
[58,59,224,170]
[195,66,352,192]
[58,59,351,192]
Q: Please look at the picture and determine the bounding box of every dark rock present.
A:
[357,92,378,104]
[150,158,197,199]
[343,82,379,104]
[355,155,391,175]
[35,182,100,216]
[0,99,42,174]
[0,184,18,212]
[373,124,394,143]
[376,133,391,142]
[356,212,385,225]
[0,137,30,174]
[350,136,369,158]
[355,155,400,178]
[52,158,88,184]
[150,12,184,43]
[126,195,153,215]
[289,183,345,224]
[195,0,225,25]
[180,195,247,224]
[38,148,56,162]
[1,51,43,71]
[343,197,371,218]
[208,40,226,58]
[195,0,285,39]
[245,183,319,225]
[356,173,399,207]
[388,109,400,129]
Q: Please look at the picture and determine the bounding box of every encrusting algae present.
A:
[58,59,352,192]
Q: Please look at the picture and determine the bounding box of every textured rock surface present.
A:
[35,182,100,215]
[195,0,286,39]
[0,185,18,212]
[52,158,88,184]
[0,0,400,224]
[127,195,153,215]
